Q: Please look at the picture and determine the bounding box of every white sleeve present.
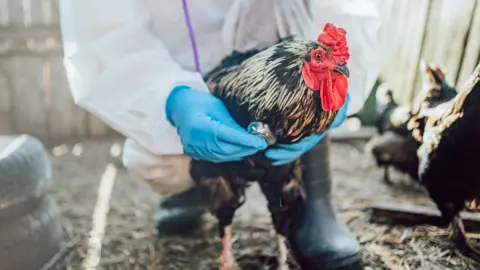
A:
[310,0,382,116]
[59,0,210,155]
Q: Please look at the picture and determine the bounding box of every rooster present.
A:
[189,23,350,270]
[409,63,480,263]
[366,61,457,185]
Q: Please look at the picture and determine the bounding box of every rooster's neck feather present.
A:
[206,40,335,143]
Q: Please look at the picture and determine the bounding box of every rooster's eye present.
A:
[315,52,322,61]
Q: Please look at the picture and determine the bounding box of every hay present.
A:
[40,140,478,269]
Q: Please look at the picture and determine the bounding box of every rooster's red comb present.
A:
[317,23,350,65]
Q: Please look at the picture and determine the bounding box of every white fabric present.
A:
[59,0,381,196]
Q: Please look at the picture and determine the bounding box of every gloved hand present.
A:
[166,86,267,163]
[265,93,350,166]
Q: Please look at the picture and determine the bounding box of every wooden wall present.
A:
[0,0,113,138]
[373,0,480,104]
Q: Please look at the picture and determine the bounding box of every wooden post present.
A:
[457,0,480,89]
[412,0,477,99]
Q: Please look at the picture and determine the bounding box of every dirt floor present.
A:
[40,139,480,270]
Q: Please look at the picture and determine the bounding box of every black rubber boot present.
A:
[288,136,361,269]
[156,186,209,235]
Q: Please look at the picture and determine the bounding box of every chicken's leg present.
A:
[277,234,289,270]
[220,225,239,270]
[451,215,480,263]
[383,165,392,185]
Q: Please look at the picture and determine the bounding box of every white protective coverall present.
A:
[59,0,381,196]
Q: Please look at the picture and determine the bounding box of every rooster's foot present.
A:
[220,226,239,270]
[277,234,289,270]
[383,166,392,185]
[451,216,480,264]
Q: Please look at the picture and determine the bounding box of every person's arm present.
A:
[59,0,209,155]
[59,0,267,186]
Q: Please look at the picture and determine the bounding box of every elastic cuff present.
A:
[165,85,191,125]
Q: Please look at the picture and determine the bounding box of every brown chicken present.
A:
[366,61,457,185]
[189,23,351,270]
[409,63,480,262]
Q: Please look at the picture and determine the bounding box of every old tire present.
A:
[0,135,52,219]
[0,196,63,270]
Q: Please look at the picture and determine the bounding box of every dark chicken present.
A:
[409,63,480,263]
[189,23,350,270]
[408,61,458,144]
[412,60,458,114]
[374,83,411,136]
[366,61,457,185]
[366,130,419,184]
[366,83,415,184]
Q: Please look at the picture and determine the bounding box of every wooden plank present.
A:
[0,0,10,27]
[375,0,395,48]
[457,0,480,88]
[370,201,480,231]
[6,0,25,26]
[413,0,476,96]
[47,57,87,137]
[0,25,61,41]
[0,61,11,134]
[377,0,431,105]
[330,126,377,141]
[49,0,59,24]
[0,26,62,59]
[20,0,52,26]
[20,0,33,27]
[88,115,109,137]
[40,0,54,25]
[108,127,123,137]
[55,57,88,137]
[376,0,399,79]
[9,56,48,136]
[0,49,63,58]
[371,201,448,225]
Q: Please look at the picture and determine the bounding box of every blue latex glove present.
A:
[265,93,350,166]
[166,86,267,162]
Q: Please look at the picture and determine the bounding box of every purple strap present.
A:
[181,0,201,73]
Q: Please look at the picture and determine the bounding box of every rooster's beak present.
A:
[334,64,350,78]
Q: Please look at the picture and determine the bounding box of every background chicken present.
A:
[366,61,457,185]
[409,63,480,262]
[189,23,350,270]
[374,84,411,136]
[366,83,414,184]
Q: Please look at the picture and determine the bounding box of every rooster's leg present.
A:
[277,234,289,270]
[383,165,392,185]
[451,215,480,263]
[220,225,239,270]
